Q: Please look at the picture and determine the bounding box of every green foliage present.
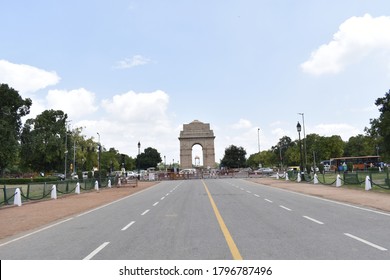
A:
[137,147,162,169]
[221,145,247,168]
[0,84,32,173]
[20,109,68,172]
[367,89,390,161]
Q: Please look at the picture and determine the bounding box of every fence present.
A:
[281,169,390,190]
[0,177,116,206]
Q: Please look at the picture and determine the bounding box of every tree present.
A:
[137,147,162,169]
[367,89,390,160]
[0,84,32,174]
[220,145,247,168]
[20,110,67,172]
[344,134,376,157]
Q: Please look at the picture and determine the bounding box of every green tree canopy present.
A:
[20,110,67,172]
[221,145,247,168]
[0,84,32,174]
[367,89,390,160]
[137,147,162,170]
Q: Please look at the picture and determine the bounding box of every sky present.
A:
[1,0,390,166]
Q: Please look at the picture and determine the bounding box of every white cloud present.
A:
[231,118,252,129]
[46,88,98,119]
[0,59,60,94]
[301,14,390,75]
[101,90,169,123]
[314,123,361,140]
[114,55,151,69]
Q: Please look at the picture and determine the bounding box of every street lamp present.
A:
[137,141,141,179]
[97,132,101,186]
[257,128,261,154]
[296,122,304,181]
[298,113,307,167]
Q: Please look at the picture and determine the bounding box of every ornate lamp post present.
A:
[297,122,304,181]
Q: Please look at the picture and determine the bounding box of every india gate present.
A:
[179,120,216,169]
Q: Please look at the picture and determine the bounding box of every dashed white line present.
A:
[153,202,159,207]
[83,242,110,260]
[121,221,135,231]
[279,205,292,211]
[265,199,273,203]
[344,233,387,251]
[161,197,165,200]
[303,216,324,225]
[254,194,260,198]
[246,191,252,194]
[141,209,150,216]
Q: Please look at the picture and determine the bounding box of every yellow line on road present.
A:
[202,180,243,260]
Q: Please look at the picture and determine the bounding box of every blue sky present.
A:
[1,0,390,165]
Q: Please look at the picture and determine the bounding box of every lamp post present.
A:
[97,132,101,186]
[297,122,304,181]
[298,113,307,167]
[137,141,141,179]
[257,128,261,154]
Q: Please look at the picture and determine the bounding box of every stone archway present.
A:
[179,120,216,169]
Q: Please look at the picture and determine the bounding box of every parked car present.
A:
[71,172,79,180]
[254,168,274,174]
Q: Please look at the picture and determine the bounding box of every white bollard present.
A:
[51,185,57,199]
[276,173,279,180]
[13,188,22,206]
[118,177,121,187]
[95,180,99,192]
[314,174,319,184]
[336,174,342,187]
[108,179,111,188]
[297,172,301,182]
[365,176,372,191]
[285,172,289,181]
[75,182,80,194]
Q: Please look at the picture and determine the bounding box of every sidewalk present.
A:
[247,177,390,213]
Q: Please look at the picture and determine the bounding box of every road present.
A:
[0,179,389,260]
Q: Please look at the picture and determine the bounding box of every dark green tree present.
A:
[0,84,32,174]
[137,147,162,169]
[367,89,390,160]
[220,145,247,168]
[20,110,67,172]
[344,134,376,157]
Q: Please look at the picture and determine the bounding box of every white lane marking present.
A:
[161,196,165,200]
[121,221,135,231]
[166,193,170,196]
[344,233,388,251]
[83,242,110,260]
[153,202,159,207]
[0,218,73,248]
[141,209,150,216]
[240,188,244,191]
[254,194,260,197]
[246,191,252,194]
[265,199,273,203]
[279,205,292,211]
[303,216,324,225]
[246,179,390,217]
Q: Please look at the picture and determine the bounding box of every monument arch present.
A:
[179,120,216,169]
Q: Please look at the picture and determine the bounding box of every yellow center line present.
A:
[202,180,243,260]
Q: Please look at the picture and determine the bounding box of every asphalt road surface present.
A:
[1,179,389,260]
